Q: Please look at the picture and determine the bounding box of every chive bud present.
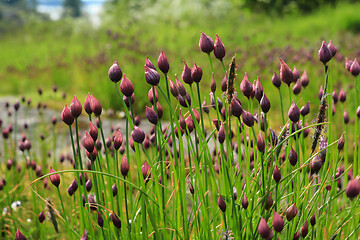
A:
[231,97,243,118]
[144,65,160,86]
[328,40,337,57]
[157,50,169,74]
[90,95,102,116]
[218,195,226,212]
[113,130,123,150]
[242,110,254,127]
[254,77,263,102]
[345,177,360,199]
[108,61,123,83]
[301,221,309,238]
[120,74,134,97]
[214,34,226,61]
[49,167,60,187]
[218,124,225,144]
[288,101,300,122]
[111,212,121,229]
[86,179,92,192]
[148,87,158,104]
[279,59,293,86]
[61,104,74,126]
[112,183,118,197]
[258,217,271,239]
[39,211,45,223]
[286,203,298,221]
[339,88,346,103]
[273,211,284,232]
[288,147,298,166]
[145,56,156,70]
[260,94,271,113]
[350,58,360,77]
[300,70,309,87]
[199,32,214,54]
[242,194,249,209]
[210,74,216,92]
[131,126,145,143]
[191,62,203,83]
[272,72,281,89]
[318,41,332,64]
[84,93,92,115]
[240,73,253,98]
[15,229,27,240]
[146,106,158,125]
[182,61,193,85]
[121,155,129,177]
[300,101,310,116]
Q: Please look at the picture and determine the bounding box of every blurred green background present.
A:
[1,0,360,123]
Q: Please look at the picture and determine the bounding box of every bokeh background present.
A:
[1,0,360,120]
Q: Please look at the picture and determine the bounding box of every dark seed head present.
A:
[144,65,160,86]
[218,195,226,212]
[280,59,293,86]
[157,50,169,74]
[273,211,284,233]
[286,203,298,221]
[199,32,214,54]
[288,101,300,122]
[214,34,226,61]
[318,41,332,64]
[108,61,123,83]
[258,217,271,239]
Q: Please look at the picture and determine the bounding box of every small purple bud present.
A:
[258,217,271,239]
[61,104,74,126]
[328,40,337,57]
[120,74,134,97]
[112,183,118,197]
[337,133,345,151]
[111,212,121,229]
[157,50,169,74]
[260,94,271,113]
[108,61,123,83]
[90,95,102,116]
[240,73,253,98]
[345,177,360,199]
[86,179,92,192]
[214,34,226,61]
[221,75,227,92]
[300,101,310,116]
[318,41,332,64]
[292,80,301,95]
[146,106,158,125]
[144,65,160,86]
[121,155,129,177]
[210,74,216,92]
[145,56,156,70]
[273,211,284,233]
[83,132,95,153]
[49,167,60,187]
[148,87,158,104]
[254,77,263,102]
[202,98,209,114]
[84,93,92,115]
[292,66,299,82]
[350,58,360,77]
[230,97,242,118]
[97,211,104,228]
[199,32,214,54]
[273,165,281,183]
[300,70,309,87]
[218,124,225,144]
[280,59,293,86]
[242,110,254,127]
[89,121,98,141]
[288,147,298,166]
[131,126,145,144]
[175,74,186,97]
[142,160,151,180]
[182,61,193,85]
[345,58,353,71]
[310,214,316,226]
[288,101,300,122]
[168,77,178,97]
[257,132,265,153]
[344,111,349,124]
[242,194,249,209]
[39,211,45,223]
[191,62,203,83]
[15,229,27,240]
[272,72,281,89]
[339,88,346,103]
[218,195,226,212]
[286,203,298,221]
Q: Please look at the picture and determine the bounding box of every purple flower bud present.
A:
[145,65,160,86]
[258,217,271,239]
[202,98,209,114]
[157,50,169,74]
[273,165,281,183]
[265,194,273,210]
[272,72,281,89]
[293,231,300,240]
[86,179,92,192]
[90,96,102,116]
[49,167,60,187]
[350,58,360,77]
[182,61,193,85]
[221,75,227,92]
[311,156,323,174]
[113,130,123,150]
[112,183,118,197]
[168,77,178,97]
[231,97,242,118]
[175,74,186,96]
[260,94,271,113]
[339,88,346,103]
[280,59,293,86]
[145,56,156,70]
[39,211,45,223]
[301,221,308,238]
[318,41,332,64]
[15,229,27,240]
[242,110,254,127]
[254,77,263,102]
[185,115,194,133]
[146,106,158,125]
[310,214,316,226]
[191,62,203,83]
[345,58,353,71]
[300,101,310,116]
[286,203,298,221]
[242,194,249,209]
[218,195,226,212]
[214,34,226,61]
[218,124,225,144]
[300,70,309,87]
[327,40,337,57]
[292,80,301,95]
[86,148,97,161]
[108,61,123,83]
[257,132,265,153]
[84,93,92,115]
[199,32,214,54]
[210,74,217,92]
[346,177,360,199]
[83,132,95,153]
[97,211,104,228]
[142,160,151,180]
[131,126,145,144]
[61,104,74,126]
[89,121,98,141]
[120,74,134,97]
[288,147,298,166]
[148,87,158,104]
[111,212,121,229]
[288,101,300,122]
[337,133,345,151]
[273,211,284,233]
[121,155,129,177]
[188,181,194,195]
[292,66,299,82]
[344,111,349,124]
[80,230,88,240]
[240,73,253,98]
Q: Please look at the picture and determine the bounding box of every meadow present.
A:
[1,1,360,239]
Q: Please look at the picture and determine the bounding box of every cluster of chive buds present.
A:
[10,33,360,240]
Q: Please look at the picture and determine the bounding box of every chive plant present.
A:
[1,35,360,240]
